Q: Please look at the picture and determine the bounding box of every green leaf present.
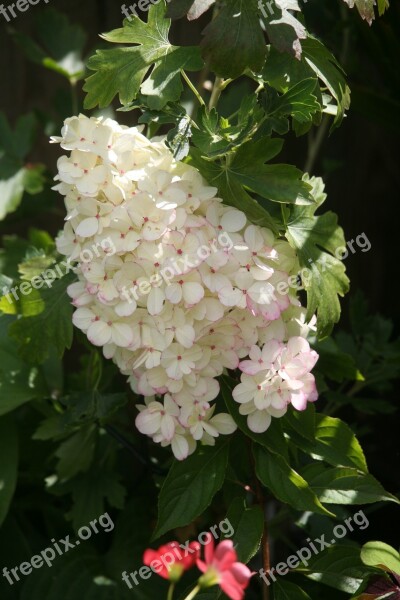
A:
[201,0,267,78]
[167,114,192,160]
[0,113,44,220]
[268,78,321,124]
[18,252,56,281]
[0,416,18,526]
[189,152,276,234]
[221,375,289,460]
[84,1,203,110]
[21,545,134,600]
[12,8,86,80]
[0,112,37,160]
[65,469,126,531]
[282,404,315,442]
[225,497,264,563]
[22,165,46,195]
[361,541,400,574]
[154,440,229,539]
[285,176,349,337]
[261,39,351,130]
[59,391,128,427]
[300,545,377,594]
[377,0,389,16]
[301,37,351,130]
[262,0,307,59]
[254,445,334,517]
[55,426,97,480]
[9,273,75,364]
[0,168,26,221]
[273,580,312,600]
[290,414,368,473]
[194,137,312,204]
[315,338,363,383]
[0,316,43,416]
[303,464,399,505]
[192,101,263,159]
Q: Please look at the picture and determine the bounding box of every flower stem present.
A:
[181,70,206,107]
[208,76,224,110]
[182,585,201,600]
[70,79,79,115]
[167,583,175,600]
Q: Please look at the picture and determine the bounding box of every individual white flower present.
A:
[72,306,133,347]
[56,151,109,196]
[161,343,203,380]
[239,341,282,375]
[136,395,180,442]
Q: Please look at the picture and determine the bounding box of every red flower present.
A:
[143,541,201,582]
[197,534,253,600]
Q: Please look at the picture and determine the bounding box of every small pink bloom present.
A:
[197,534,253,600]
[143,540,200,582]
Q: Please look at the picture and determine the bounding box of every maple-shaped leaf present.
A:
[9,273,75,364]
[285,176,350,337]
[261,38,351,131]
[84,1,203,110]
[190,136,312,235]
[200,0,267,78]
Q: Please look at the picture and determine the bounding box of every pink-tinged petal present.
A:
[161,414,175,441]
[75,217,99,238]
[72,307,94,331]
[210,414,237,435]
[244,224,263,250]
[219,571,245,600]
[203,533,215,564]
[218,286,242,307]
[183,282,204,305]
[247,410,271,433]
[214,540,237,570]
[249,345,262,361]
[175,324,195,348]
[171,435,189,461]
[290,392,308,411]
[232,382,255,404]
[87,320,112,346]
[148,286,165,316]
[297,350,319,372]
[196,559,209,574]
[230,562,253,585]
[280,358,307,380]
[165,283,182,304]
[222,350,240,370]
[143,549,159,566]
[262,339,282,363]
[287,336,310,356]
[111,323,133,347]
[136,411,161,436]
[239,360,262,375]
[220,209,246,233]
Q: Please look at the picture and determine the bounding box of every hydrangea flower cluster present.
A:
[53,114,319,461]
